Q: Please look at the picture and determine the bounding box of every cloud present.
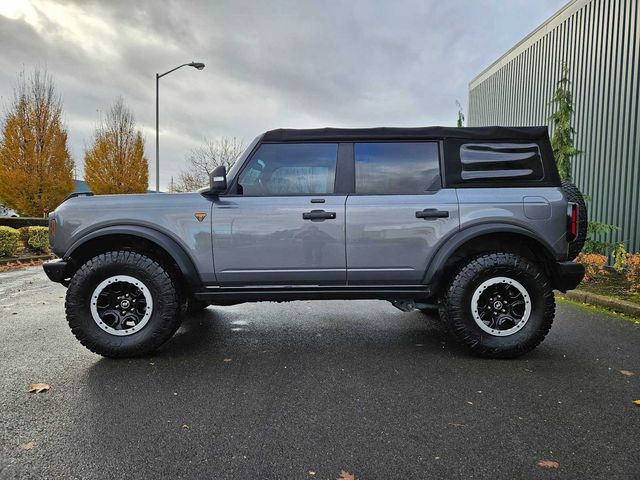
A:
[0,0,566,189]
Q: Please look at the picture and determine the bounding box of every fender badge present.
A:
[194,212,207,222]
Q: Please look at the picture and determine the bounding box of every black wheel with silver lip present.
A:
[471,276,532,337]
[440,252,555,358]
[90,275,154,336]
[65,251,182,358]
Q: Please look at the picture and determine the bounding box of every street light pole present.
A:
[155,73,159,193]
[155,61,205,193]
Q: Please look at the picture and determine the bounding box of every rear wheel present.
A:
[65,251,182,358]
[439,252,555,358]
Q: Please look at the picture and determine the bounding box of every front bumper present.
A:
[43,259,69,284]
[553,261,585,292]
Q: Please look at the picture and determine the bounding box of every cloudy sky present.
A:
[0,0,566,190]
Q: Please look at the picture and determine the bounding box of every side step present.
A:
[390,300,438,312]
[194,285,433,306]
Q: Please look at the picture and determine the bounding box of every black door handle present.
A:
[416,208,449,219]
[303,209,336,220]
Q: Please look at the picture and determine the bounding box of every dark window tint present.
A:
[459,143,543,181]
[355,142,440,194]
[237,143,337,195]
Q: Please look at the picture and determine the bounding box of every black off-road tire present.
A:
[561,180,587,260]
[439,253,555,359]
[65,251,181,358]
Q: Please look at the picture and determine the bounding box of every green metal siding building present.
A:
[468,0,640,251]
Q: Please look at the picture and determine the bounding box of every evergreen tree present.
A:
[549,64,580,181]
[456,100,465,128]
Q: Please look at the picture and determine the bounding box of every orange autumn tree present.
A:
[0,69,74,216]
[84,97,148,194]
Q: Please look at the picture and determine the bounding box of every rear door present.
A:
[212,142,348,286]
[345,141,459,285]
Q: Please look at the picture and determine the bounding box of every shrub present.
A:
[27,226,50,253]
[576,252,608,283]
[612,242,629,273]
[18,226,31,248]
[583,220,619,255]
[626,254,640,293]
[0,226,20,257]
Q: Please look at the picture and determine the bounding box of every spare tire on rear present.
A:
[561,180,587,260]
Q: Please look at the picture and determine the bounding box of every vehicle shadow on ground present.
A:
[74,301,564,478]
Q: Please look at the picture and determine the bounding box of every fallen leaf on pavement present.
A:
[28,383,50,394]
[537,459,559,469]
[633,400,640,406]
[19,441,36,450]
[337,470,355,480]
[619,370,634,376]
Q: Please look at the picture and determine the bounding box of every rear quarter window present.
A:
[444,140,547,187]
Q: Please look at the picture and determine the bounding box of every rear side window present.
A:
[449,142,545,185]
[237,143,338,195]
[355,142,440,194]
[460,142,544,181]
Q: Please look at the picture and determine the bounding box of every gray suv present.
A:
[43,126,586,359]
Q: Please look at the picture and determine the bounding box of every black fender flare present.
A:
[64,225,202,291]
[423,223,559,290]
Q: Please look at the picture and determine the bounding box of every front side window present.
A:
[237,143,338,195]
[355,142,440,194]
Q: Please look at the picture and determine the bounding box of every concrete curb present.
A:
[0,254,53,266]
[558,289,640,318]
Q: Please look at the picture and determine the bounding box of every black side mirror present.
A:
[209,165,227,194]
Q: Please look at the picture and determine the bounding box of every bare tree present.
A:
[173,137,245,192]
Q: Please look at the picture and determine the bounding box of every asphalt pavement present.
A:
[0,267,638,479]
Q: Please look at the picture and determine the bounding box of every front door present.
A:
[346,141,460,284]
[212,142,347,286]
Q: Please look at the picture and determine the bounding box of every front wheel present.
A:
[439,253,555,358]
[65,251,182,358]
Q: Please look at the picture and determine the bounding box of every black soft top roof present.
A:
[262,126,549,142]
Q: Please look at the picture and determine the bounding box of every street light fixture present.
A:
[155,61,205,192]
